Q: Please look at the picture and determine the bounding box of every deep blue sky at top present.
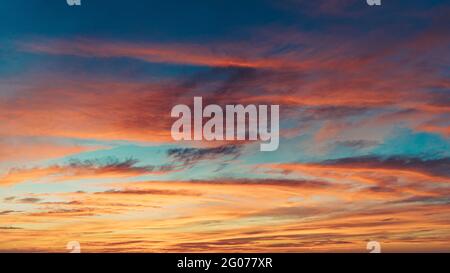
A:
[1,0,448,80]
[1,0,447,41]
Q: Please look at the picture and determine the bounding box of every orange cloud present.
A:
[0,158,176,186]
[1,178,449,252]
[0,137,103,163]
[0,80,184,143]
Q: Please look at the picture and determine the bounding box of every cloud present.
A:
[0,80,184,143]
[96,189,201,197]
[389,196,450,206]
[167,145,242,166]
[0,136,102,164]
[4,18,449,153]
[333,140,380,150]
[66,157,172,175]
[0,157,176,186]
[0,210,19,215]
[318,156,450,179]
[265,155,450,203]
[17,198,42,204]
[1,1,449,253]
[1,177,449,252]
[3,197,42,204]
[185,178,336,188]
[18,38,287,69]
[270,156,450,182]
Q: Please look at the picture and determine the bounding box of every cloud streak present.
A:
[0,157,175,186]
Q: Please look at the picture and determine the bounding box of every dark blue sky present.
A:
[1,0,447,41]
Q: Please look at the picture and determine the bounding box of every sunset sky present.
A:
[0,0,449,252]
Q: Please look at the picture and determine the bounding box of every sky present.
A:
[0,0,449,252]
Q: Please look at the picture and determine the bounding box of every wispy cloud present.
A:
[1,0,449,253]
[0,157,176,186]
[167,145,242,166]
